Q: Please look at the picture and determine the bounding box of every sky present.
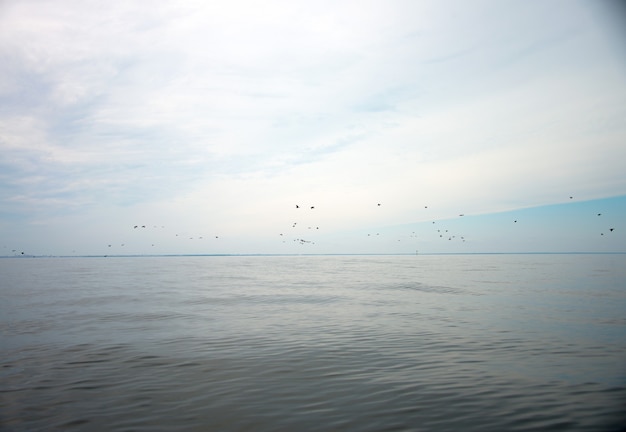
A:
[1,0,625,256]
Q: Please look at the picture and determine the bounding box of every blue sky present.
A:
[1,0,625,256]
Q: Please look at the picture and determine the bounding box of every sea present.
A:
[1,254,625,431]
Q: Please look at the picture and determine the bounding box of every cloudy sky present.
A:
[1,0,625,256]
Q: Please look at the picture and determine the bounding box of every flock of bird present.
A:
[2,195,619,256]
[282,198,616,249]
[103,225,221,250]
[97,196,615,254]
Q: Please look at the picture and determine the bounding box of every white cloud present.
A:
[1,0,625,254]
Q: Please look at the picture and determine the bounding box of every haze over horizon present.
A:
[1,0,625,256]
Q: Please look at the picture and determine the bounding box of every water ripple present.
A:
[1,255,625,431]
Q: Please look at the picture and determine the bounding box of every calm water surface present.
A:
[1,254,625,431]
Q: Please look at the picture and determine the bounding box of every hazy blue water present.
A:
[1,254,625,431]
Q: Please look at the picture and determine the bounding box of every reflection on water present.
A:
[1,255,625,431]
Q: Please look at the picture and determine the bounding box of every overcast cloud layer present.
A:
[1,0,625,255]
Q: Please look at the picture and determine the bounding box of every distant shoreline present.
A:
[2,252,626,259]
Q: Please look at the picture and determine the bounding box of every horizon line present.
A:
[2,251,626,259]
